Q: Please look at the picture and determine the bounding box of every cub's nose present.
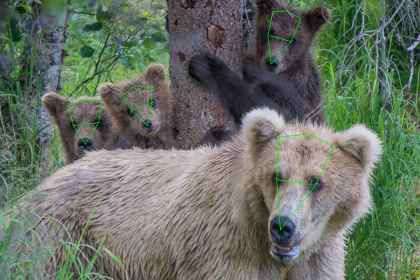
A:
[142,119,153,131]
[78,138,93,150]
[265,56,279,70]
[270,216,296,245]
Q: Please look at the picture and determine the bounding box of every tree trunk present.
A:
[167,0,244,148]
[31,3,69,174]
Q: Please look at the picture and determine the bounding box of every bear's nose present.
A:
[270,216,296,245]
[265,56,279,69]
[78,138,93,149]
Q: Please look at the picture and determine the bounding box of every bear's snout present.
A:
[270,216,296,245]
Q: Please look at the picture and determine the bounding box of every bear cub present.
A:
[42,93,113,164]
[99,63,174,149]
[25,108,381,279]
[190,1,329,144]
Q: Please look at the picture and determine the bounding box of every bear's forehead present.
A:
[258,136,335,178]
[123,91,154,105]
[70,104,103,120]
[270,5,301,36]
[123,80,154,94]
[264,130,334,163]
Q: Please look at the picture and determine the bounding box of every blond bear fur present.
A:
[24,108,381,279]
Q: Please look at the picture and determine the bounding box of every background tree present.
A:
[32,1,69,174]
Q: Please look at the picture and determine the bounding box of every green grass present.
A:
[316,1,419,278]
[0,210,123,279]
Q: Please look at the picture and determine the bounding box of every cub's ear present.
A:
[256,0,274,14]
[99,83,122,107]
[304,6,330,32]
[335,125,382,171]
[241,108,285,157]
[145,64,166,86]
[42,92,69,120]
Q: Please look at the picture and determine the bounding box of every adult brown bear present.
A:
[21,108,381,279]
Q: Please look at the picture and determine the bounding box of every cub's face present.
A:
[67,102,112,156]
[256,1,329,74]
[242,108,381,264]
[43,93,112,163]
[100,80,161,138]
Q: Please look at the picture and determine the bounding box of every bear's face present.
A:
[101,83,160,137]
[256,1,329,74]
[100,66,167,139]
[43,93,112,163]
[242,108,381,264]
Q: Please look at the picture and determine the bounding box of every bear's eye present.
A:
[272,173,283,188]
[127,105,137,117]
[70,119,79,130]
[307,176,323,193]
[147,98,156,109]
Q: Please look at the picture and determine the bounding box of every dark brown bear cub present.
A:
[256,0,329,122]
[189,1,329,144]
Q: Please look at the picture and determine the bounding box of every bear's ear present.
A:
[334,125,382,171]
[42,92,69,120]
[241,108,285,157]
[145,64,166,87]
[256,0,274,14]
[303,6,330,33]
[99,83,122,108]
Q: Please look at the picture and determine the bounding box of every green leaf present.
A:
[80,46,95,58]
[15,5,27,14]
[143,38,156,50]
[150,31,166,43]
[120,56,135,70]
[96,4,112,23]
[83,22,103,32]
[9,17,22,42]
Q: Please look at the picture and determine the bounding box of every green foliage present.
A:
[61,0,169,98]
[80,45,95,57]
[8,17,22,42]
[309,0,419,278]
[83,22,103,32]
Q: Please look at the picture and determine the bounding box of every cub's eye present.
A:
[288,36,297,45]
[307,176,323,193]
[127,105,137,117]
[70,119,79,130]
[272,173,283,188]
[94,118,103,129]
[147,98,156,109]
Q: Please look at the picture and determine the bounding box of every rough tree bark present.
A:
[31,2,69,173]
[167,0,244,148]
